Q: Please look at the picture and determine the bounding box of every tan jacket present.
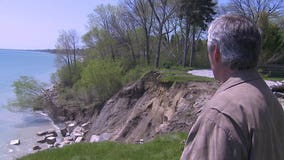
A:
[180,70,284,160]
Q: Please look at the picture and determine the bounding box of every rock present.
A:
[81,122,90,129]
[54,142,61,148]
[75,136,83,143]
[45,133,56,139]
[60,127,68,137]
[67,121,77,131]
[90,135,100,143]
[10,139,20,145]
[37,137,46,143]
[36,131,48,136]
[46,137,56,144]
[138,139,144,144]
[47,144,54,149]
[33,145,41,150]
[64,136,73,141]
[47,129,58,137]
[70,126,85,139]
[99,133,111,142]
[73,126,85,133]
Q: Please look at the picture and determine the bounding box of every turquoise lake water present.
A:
[0,49,57,160]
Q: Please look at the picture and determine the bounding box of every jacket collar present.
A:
[215,69,262,95]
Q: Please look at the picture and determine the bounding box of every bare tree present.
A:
[227,0,284,23]
[148,0,177,68]
[87,4,119,61]
[55,29,80,86]
[110,4,138,64]
[125,0,154,65]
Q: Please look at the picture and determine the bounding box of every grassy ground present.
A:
[262,75,284,81]
[159,69,214,83]
[19,133,187,160]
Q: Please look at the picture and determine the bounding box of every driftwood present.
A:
[274,92,284,98]
[271,84,284,92]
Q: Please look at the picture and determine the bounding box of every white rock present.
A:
[99,133,111,142]
[75,136,83,143]
[90,135,100,143]
[10,139,20,145]
[68,122,77,128]
[81,122,90,128]
[46,137,56,144]
[139,139,144,144]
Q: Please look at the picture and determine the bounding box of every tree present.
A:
[86,4,119,61]
[124,0,154,65]
[55,29,80,87]
[227,0,284,24]
[179,0,216,67]
[148,0,177,68]
[11,76,47,110]
[110,4,138,64]
[258,12,284,64]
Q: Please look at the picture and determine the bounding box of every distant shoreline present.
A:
[0,48,57,54]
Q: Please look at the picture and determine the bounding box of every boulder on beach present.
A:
[46,137,56,144]
[37,137,46,143]
[60,127,68,137]
[36,131,48,136]
[47,129,58,137]
[10,139,20,145]
[33,145,41,151]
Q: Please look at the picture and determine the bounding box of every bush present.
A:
[123,65,152,84]
[10,76,47,110]
[75,59,124,104]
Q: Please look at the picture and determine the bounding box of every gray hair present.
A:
[208,14,261,70]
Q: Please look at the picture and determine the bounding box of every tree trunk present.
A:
[190,26,196,67]
[128,42,136,64]
[73,47,77,68]
[183,21,190,67]
[145,32,150,65]
[155,27,163,68]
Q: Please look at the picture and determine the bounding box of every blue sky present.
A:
[0,0,118,49]
[0,0,228,49]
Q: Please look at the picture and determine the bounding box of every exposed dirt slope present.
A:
[85,71,218,143]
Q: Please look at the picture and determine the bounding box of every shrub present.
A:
[10,76,47,110]
[75,59,124,104]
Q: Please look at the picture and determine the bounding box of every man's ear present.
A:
[213,45,221,63]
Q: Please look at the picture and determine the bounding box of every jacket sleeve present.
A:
[180,109,247,160]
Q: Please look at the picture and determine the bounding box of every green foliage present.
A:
[10,76,47,110]
[75,59,124,104]
[19,133,187,160]
[55,62,83,87]
[258,13,284,64]
[123,65,152,84]
[193,40,210,68]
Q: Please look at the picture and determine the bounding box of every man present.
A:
[180,14,284,160]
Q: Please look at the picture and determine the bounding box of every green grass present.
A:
[19,133,187,160]
[262,75,284,81]
[159,69,214,83]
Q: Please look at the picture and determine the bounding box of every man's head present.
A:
[207,14,261,82]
